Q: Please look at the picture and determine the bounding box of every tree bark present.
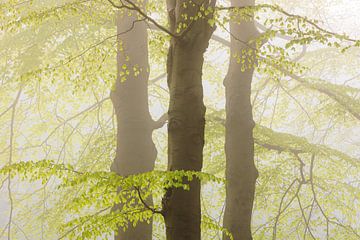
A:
[162,1,216,239]
[110,6,156,240]
[223,1,259,239]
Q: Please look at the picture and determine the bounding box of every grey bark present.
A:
[110,7,156,240]
[162,1,216,239]
[223,0,259,239]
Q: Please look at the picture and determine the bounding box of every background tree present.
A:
[222,0,260,239]
[109,2,166,238]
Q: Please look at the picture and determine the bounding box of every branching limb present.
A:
[134,186,163,215]
[106,0,177,38]
[273,178,301,239]
[296,196,316,239]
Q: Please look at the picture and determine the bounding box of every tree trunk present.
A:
[223,1,259,239]
[162,1,216,239]
[110,7,156,240]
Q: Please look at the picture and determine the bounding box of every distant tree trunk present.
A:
[162,1,216,239]
[223,0,259,239]
[110,6,156,240]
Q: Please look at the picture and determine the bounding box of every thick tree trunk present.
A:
[162,1,215,239]
[223,1,259,239]
[110,7,156,240]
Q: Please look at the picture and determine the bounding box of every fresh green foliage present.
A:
[0,160,224,239]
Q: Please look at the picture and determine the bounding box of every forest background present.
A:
[0,0,360,239]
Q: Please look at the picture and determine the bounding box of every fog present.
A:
[0,0,359,239]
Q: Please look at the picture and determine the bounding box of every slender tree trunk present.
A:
[162,1,215,239]
[223,1,259,239]
[110,6,156,240]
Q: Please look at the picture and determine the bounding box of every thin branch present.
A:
[6,86,22,239]
[304,199,315,238]
[1,0,91,30]
[278,81,317,129]
[57,207,111,240]
[294,154,306,183]
[15,17,145,85]
[134,186,163,215]
[59,18,145,68]
[36,97,109,148]
[0,86,23,120]
[106,0,177,38]
[273,178,301,239]
[0,224,9,239]
[150,73,166,84]
[269,86,280,128]
[296,196,316,239]
[309,154,331,239]
[12,222,30,240]
[216,4,359,43]
[152,113,168,130]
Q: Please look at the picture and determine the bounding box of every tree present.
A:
[223,0,259,239]
[162,0,216,239]
[110,3,158,239]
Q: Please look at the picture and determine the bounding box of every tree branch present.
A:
[216,4,359,43]
[152,113,168,129]
[106,0,177,38]
[134,186,163,215]
[6,85,22,239]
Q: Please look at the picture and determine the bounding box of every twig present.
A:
[296,196,316,239]
[273,178,301,239]
[58,207,111,239]
[134,186,162,215]
[6,86,22,239]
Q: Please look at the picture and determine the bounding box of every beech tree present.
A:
[223,0,259,239]
[110,4,157,239]
[162,0,216,239]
